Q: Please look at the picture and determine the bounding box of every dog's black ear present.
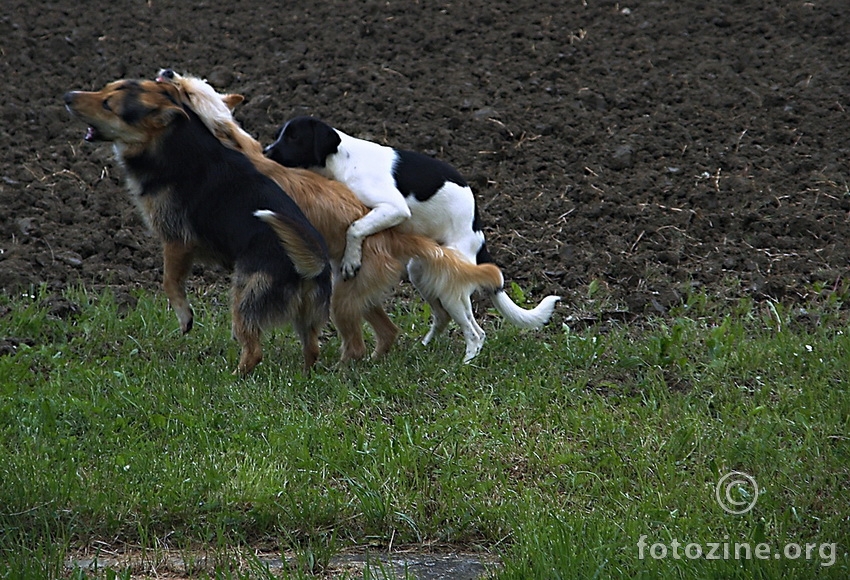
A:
[311,119,341,167]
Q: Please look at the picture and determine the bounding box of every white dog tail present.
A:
[489,286,560,329]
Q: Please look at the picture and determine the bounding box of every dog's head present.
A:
[264,116,342,170]
[156,69,244,125]
[64,79,188,150]
[155,68,261,156]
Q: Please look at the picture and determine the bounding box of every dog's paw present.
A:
[340,260,362,281]
[178,308,194,334]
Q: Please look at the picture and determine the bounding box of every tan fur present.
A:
[163,72,504,362]
[162,240,196,334]
[133,184,194,243]
[66,80,188,157]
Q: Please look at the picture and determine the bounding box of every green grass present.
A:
[0,284,848,578]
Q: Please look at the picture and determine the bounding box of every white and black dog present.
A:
[264,116,559,344]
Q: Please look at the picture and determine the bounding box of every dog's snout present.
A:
[63,92,76,106]
[159,69,175,80]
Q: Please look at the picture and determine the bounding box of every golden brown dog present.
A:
[64,79,332,374]
[157,70,505,363]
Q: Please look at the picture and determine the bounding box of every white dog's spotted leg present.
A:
[461,322,485,363]
[461,297,485,362]
[408,259,452,345]
[340,231,363,280]
[341,201,411,280]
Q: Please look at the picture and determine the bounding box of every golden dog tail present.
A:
[392,234,559,328]
[394,235,504,300]
[254,210,329,279]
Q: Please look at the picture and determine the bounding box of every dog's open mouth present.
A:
[84,126,103,142]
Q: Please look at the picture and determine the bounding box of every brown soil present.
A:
[2,0,849,314]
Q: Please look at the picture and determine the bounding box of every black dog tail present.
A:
[254,210,329,279]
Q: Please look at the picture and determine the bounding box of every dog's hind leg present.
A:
[230,272,272,375]
[293,320,322,373]
[293,282,330,372]
[231,304,264,375]
[442,294,486,363]
[421,299,451,346]
[468,296,486,342]
[332,248,404,363]
[364,305,399,358]
[162,241,196,334]
[408,258,451,346]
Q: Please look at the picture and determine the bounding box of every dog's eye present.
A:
[102,99,112,112]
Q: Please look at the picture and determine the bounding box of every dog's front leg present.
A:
[341,202,411,280]
[162,240,195,334]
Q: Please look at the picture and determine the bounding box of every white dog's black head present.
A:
[264,116,341,169]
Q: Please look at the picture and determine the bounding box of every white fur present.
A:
[326,131,484,267]
[156,69,259,154]
[316,127,560,340]
[319,132,411,279]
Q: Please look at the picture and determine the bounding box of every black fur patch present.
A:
[265,116,341,169]
[392,150,468,203]
[111,81,153,125]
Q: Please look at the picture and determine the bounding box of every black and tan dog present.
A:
[63,79,332,374]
